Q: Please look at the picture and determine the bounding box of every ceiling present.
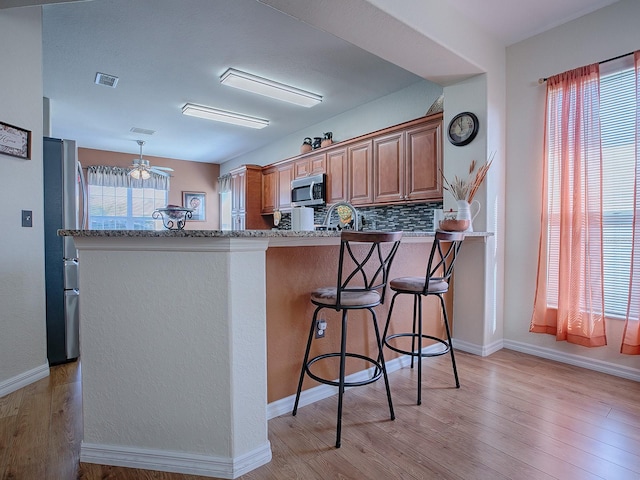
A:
[33,0,620,165]
[448,0,619,46]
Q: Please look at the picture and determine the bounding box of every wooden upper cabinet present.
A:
[326,148,347,204]
[405,119,442,201]
[371,117,442,204]
[294,158,310,179]
[261,167,277,214]
[231,168,246,213]
[259,113,442,211]
[294,153,326,179]
[277,162,293,211]
[348,140,373,206]
[262,161,293,213]
[373,131,405,203]
[229,165,266,230]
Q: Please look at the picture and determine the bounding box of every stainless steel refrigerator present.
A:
[43,137,87,365]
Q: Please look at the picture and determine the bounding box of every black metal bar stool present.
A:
[382,231,464,405]
[292,230,402,448]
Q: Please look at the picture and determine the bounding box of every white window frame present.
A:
[88,184,168,230]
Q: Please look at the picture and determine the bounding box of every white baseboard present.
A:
[0,363,49,398]
[503,339,640,382]
[453,337,504,357]
[80,441,272,479]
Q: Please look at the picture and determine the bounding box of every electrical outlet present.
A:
[21,210,32,227]
[315,319,327,339]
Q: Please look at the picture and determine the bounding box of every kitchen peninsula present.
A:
[61,228,491,479]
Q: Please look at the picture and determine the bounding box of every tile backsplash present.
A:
[276,201,444,231]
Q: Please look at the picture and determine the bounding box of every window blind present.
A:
[600,66,635,318]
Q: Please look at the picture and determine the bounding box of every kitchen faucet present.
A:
[322,201,360,231]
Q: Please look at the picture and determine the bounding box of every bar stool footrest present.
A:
[384,333,450,358]
[305,352,383,387]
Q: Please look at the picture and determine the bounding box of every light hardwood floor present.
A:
[0,349,638,479]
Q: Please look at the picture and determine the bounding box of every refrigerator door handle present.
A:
[64,259,79,290]
[64,289,80,359]
[78,160,88,229]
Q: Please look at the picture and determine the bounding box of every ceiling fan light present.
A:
[130,168,141,179]
[141,169,151,180]
[220,68,322,107]
[182,103,269,129]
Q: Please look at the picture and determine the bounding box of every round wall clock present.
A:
[447,112,479,146]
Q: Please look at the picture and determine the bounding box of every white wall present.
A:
[0,6,49,394]
[505,0,640,378]
[222,80,443,174]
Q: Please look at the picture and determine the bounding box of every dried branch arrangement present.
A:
[441,152,495,202]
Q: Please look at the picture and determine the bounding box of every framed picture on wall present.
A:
[183,191,206,221]
[0,121,31,159]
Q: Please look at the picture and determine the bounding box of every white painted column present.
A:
[75,236,271,479]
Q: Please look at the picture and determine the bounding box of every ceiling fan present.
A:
[129,140,174,179]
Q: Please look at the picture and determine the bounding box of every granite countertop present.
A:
[59,229,492,238]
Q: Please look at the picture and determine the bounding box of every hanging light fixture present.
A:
[129,140,152,179]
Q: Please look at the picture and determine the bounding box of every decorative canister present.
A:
[312,137,322,149]
[321,132,333,148]
[300,137,313,154]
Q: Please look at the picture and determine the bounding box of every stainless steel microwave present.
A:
[291,173,326,207]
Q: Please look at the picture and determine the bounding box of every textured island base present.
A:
[74,236,272,479]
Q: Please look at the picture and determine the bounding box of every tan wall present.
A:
[78,148,220,230]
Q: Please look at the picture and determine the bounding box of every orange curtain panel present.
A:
[531,64,607,348]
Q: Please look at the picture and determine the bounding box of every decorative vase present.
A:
[321,132,333,148]
[456,199,480,232]
[300,137,313,154]
[312,137,322,149]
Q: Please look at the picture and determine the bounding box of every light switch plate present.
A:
[22,210,32,227]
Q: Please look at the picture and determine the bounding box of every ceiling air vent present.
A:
[95,72,119,88]
[130,127,156,136]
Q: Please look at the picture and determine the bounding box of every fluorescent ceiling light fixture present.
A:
[220,68,322,107]
[182,103,269,129]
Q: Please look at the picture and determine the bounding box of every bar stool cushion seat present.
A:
[390,277,449,294]
[311,287,381,307]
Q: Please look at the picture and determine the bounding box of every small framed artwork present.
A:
[183,191,206,221]
[0,121,31,159]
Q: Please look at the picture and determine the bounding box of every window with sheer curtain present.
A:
[87,166,169,230]
[531,53,640,355]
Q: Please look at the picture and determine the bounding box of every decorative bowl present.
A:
[153,206,194,230]
[439,219,469,232]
